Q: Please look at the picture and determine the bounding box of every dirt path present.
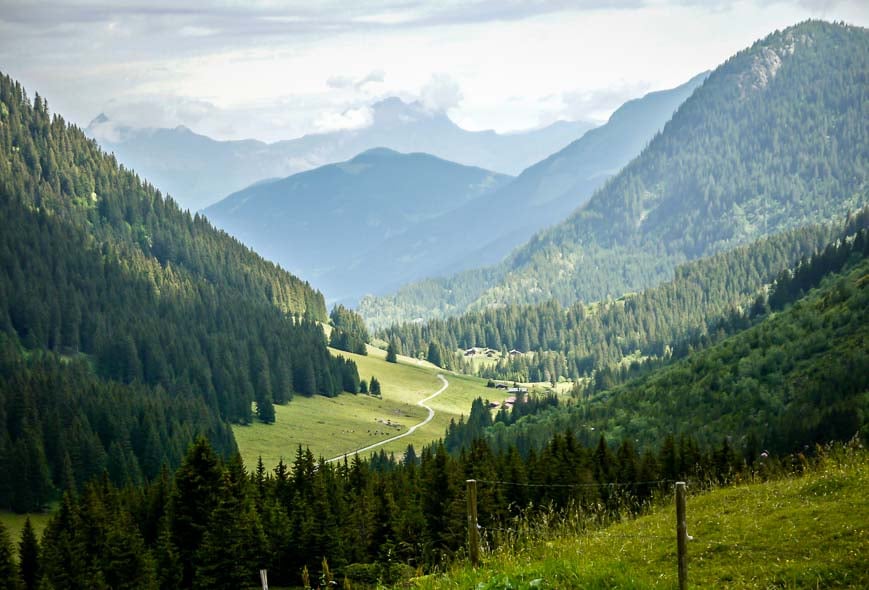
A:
[325,374,449,463]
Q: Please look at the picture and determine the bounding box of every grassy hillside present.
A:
[410,448,868,589]
[234,346,493,468]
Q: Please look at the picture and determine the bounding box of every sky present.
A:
[1,0,867,142]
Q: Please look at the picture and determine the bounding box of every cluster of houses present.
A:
[488,383,529,410]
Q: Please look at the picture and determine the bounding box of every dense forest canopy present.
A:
[443,230,869,458]
[380,209,868,383]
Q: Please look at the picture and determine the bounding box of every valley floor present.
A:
[234,345,492,469]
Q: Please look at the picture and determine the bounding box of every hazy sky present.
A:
[1,0,866,142]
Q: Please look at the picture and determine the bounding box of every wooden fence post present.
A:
[676,481,688,590]
[467,479,480,566]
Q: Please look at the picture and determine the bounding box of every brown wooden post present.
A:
[466,479,480,566]
[676,481,688,590]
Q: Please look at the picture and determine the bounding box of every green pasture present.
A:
[234,345,492,470]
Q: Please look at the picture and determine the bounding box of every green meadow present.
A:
[234,345,493,469]
[0,509,53,555]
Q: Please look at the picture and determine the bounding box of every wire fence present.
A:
[474,478,681,489]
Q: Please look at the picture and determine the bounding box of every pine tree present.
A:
[102,511,157,590]
[0,520,18,590]
[39,493,88,590]
[171,437,224,588]
[426,341,442,367]
[154,520,182,590]
[193,472,255,590]
[256,389,276,424]
[386,341,397,363]
[17,517,40,590]
[369,376,381,396]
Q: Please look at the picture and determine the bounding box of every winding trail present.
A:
[325,373,449,463]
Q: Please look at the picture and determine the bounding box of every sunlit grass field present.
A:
[0,508,53,553]
[234,344,492,469]
[408,449,869,589]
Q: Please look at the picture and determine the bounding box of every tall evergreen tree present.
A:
[17,517,39,590]
[193,472,257,590]
[0,520,18,590]
[171,438,224,588]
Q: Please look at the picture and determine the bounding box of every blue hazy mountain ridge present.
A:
[352,72,708,323]
[358,21,869,328]
[86,99,594,211]
[365,72,710,279]
[203,148,513,302]
[205,73,706,305]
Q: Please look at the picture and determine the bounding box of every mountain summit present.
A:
[203,149,512,303]
[86,97,594,211]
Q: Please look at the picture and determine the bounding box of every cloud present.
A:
[327,69,385,90]
[86,116,125,143]
[96,96,223,132]
[313,105,374,132]
[356,69,385,88]
[560,80,654,121]
[0,1,640,32]
[419,74,463,113]
[326,75,355,89]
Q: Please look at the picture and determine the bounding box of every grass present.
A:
[234,344,492,470]
[0,508,53,549]
[408,449,869,589]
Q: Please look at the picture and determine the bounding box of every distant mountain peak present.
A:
[353,147,402,159]
[88,112,111,127]
[370,96,440,126]
[86,112,128,143]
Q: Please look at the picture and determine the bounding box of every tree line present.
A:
[381,209,867,383]
[440,233,868,459]
[0,426,788,590]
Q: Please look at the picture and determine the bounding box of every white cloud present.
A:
[560,81,654,121]
[326,75,355,89]
[3,0,866,140]
[100,96,221,130]
[419,74,463,113]
[327,69,385,90]
[313,105,374,132]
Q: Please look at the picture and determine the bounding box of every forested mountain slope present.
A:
[360,21,868,327]
[204,148,512,302]
[450,228,869,457]
[0,72,360,510]
[380,210,866,382]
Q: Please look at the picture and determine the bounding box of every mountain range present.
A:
[204,148,512,302]
[87,98,595,211]
[359,21,869,328]
[204,73,707,304]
